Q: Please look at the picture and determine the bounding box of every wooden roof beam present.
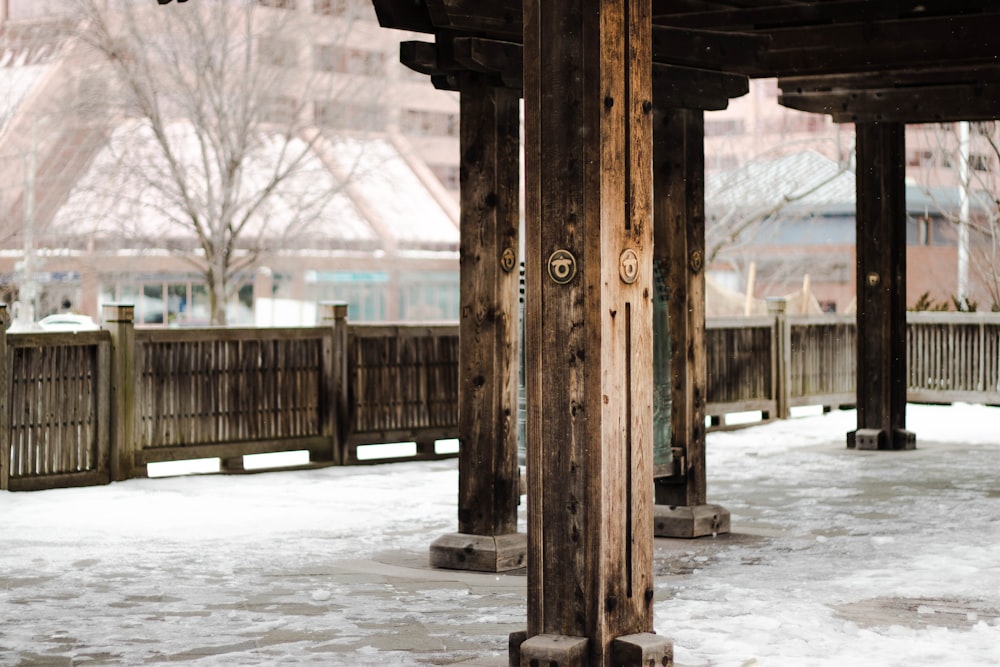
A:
[403,36,749,109]
[779,84,1000,124]
[654,0,999,31]
[754,12,1000,77]
[372,0,435,33]
[419,0,770,73]
[780,65,1000,92]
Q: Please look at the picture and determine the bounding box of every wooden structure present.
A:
[5,303,996,492]
[0,303,461,491]
[373,1,1000,665]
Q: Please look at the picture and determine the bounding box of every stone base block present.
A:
[654,504,730,538]
[850,428,883,450]
[848,428,917,451]
[613,633,673,667]
[893,428,917,450]
[517,634,588,667]
[429,532,527,572]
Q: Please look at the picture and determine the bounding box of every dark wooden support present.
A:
[105,303,138,482]
[516,1,671,665]
[651,107,730,539]
[849,122,916,451]
[430,74,526,573]
[0,304,9,491]
[779,83,1000,124]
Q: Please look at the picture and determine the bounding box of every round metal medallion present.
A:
[500,248,517,273]
[619,248,639,284]
[547,249,577,285]
[689,250,704,273]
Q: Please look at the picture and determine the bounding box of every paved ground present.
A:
[3,405,999,666]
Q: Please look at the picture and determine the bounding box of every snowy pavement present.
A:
[2,403,999,666]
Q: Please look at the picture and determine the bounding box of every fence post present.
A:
[767,297,791,420]
[319,302,349,465]
[0,304,9,490]
[104,304,137,481]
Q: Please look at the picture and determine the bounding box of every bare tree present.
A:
[61,0,383,324]
[705,141,856,303]
[914,121,1000,310]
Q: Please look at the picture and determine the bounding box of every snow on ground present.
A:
[1,403,999,666]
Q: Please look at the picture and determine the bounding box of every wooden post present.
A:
[318,301,349,466]
[767,297,791,421]
[517,1,671,665]
[430,73,527,573]
[849,122,915,451]
[651,107,730,539]
[1,303,9,491]
[104,303,137,481]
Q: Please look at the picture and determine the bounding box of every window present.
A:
[314,100,386,131]
[907,149,934,167]
[262,95,299,124]
[970,153,993,172]
[972,121,996,137]
[313,0,346,15]
[400,109,459,138]
[258,37,297,67]
[313,0,371,19]
[314,44,385,75]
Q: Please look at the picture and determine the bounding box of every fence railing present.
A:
[4,301,999,490]
[705,305,1000,426]
[2,303,460,490]
[1,328,111,491]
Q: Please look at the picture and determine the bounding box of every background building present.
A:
[1,1,996,325]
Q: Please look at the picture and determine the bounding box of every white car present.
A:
[37,313,100,332]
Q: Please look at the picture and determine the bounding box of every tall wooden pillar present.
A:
[430,74,527,572]
[849,122,916,451]
[650,106,730,538]
[514,1,672,666]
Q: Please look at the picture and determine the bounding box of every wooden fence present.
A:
[1,303,460,490]
[4,301,999,491]
[705,304,1000,426]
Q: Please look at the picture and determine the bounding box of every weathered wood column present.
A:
[104,303,138,481]
[514,1,671,665]
[849,122,916,451]
[430,74,527,572]
[0,303,9,490]
[650,106,730,539]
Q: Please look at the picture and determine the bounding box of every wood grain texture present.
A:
[523,0,655,663]
[457,76,522,537]
[653,107,707,508]
[854,122,909,448]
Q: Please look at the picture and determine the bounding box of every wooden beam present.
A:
[849,122,915,451]
[652,64,747,111]
[781,65,1000,92]
[425,0,522,37]
[371,0,435,33]
[452,37,523,89]
[781,84,1000,124]
[430,73,525,573]
[655,0,999,31]
[399,41,439,76]
[416,35,749,108]
[520,0,668,664]
[651,25,768,73]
